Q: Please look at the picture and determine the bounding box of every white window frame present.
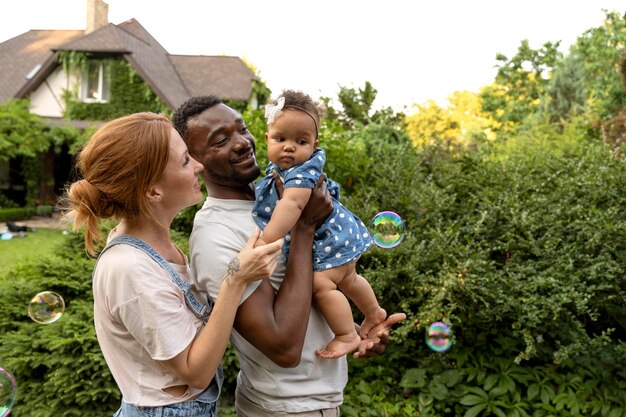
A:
[81,61,110,103]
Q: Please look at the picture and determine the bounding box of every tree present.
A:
[327,81,405,129]
[543,52,588,124]
[0,99,50,160]
[480,40,562,133]
[569,10,626,120]
[406,91,497,148]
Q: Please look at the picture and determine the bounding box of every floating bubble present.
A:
[0,367,17,417]
[0,234,12,241]
[425,322,452,352]
[370,211,405,248]
[28,291,65,324]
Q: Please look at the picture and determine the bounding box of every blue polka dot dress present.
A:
[252,148,373,271]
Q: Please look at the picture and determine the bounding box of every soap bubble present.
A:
[0,367,17,417]
[425,322,452,352]
[0,233,12,241]
[28,291,65,324]
[370,211,405,248]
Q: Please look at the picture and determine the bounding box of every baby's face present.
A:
[265,110,319,169]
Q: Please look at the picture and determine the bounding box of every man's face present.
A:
[185,103,260,187]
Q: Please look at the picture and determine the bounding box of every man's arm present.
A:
[234,175,332,367]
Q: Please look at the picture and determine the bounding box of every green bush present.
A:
[0,232,119,416]
[0,207,36,222]
[2,113,625,416]
[339,118,626,415]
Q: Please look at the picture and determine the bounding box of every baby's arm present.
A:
[258,187,313,245]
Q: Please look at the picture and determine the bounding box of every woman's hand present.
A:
[225,228,283,286]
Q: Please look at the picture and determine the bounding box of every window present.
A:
[81,61,110,102]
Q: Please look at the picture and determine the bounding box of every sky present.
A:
[1,1,625,113]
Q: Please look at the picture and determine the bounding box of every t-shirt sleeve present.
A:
[103,248,199,361]
[190,221,261,304]
[282,157,322,189]
[117,290,197,361]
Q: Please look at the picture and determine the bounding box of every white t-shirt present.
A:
[190,196,348,413]
[92,244,206,406]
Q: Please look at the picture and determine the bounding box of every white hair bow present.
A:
[264,96,285,124]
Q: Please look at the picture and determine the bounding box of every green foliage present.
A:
[62,58,169,120]
[481,40,562,133]
[0,207,36,221]
[326,81,406,130]
[0,193,19,208]
[544,52,588,124]
[250,78,272,108]
[339,117,626,416]
[0,99,50,161]
[0,234,120,416]
[570,10,626,120]
[0,99,86,205]
[337,81,378,126]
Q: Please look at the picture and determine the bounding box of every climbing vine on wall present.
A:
[58,52,169,120]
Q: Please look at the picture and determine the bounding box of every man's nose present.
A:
[232,134,252,151]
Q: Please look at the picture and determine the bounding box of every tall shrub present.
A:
[341,118,626,416]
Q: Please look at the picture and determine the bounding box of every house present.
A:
[0,0,259,206]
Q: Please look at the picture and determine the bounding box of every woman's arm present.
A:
[160,230,283,389]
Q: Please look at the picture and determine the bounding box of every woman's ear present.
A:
[146,186,162,203]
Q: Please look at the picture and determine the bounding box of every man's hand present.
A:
[353,313,406,359]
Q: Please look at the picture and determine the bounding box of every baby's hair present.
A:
[271,89,326,125]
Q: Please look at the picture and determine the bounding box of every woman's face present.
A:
[154,128,204,213]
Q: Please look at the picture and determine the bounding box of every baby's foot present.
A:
[315,331,361,359]
[359,307,387,339]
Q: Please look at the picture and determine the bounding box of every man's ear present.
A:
[265,131,269,142]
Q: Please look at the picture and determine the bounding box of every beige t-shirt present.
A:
[92,244,206,406]
[190,196,347,413]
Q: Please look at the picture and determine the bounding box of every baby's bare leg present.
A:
[338,264,386,338]
[314,264,361,359]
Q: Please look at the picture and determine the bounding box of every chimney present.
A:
[86,0,109,34]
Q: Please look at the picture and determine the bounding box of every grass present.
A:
[0,228,67,275]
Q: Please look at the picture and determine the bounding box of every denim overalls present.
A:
[97,235,224,417]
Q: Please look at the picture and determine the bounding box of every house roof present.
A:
[0,19,255,110]
[0,30,84,104]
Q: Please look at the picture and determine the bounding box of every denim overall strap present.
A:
[98,235,213,323]
[97,235,224,407]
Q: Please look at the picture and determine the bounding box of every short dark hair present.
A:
[172,95,223,141]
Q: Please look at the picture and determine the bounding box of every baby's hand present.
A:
[271,170,284,198]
